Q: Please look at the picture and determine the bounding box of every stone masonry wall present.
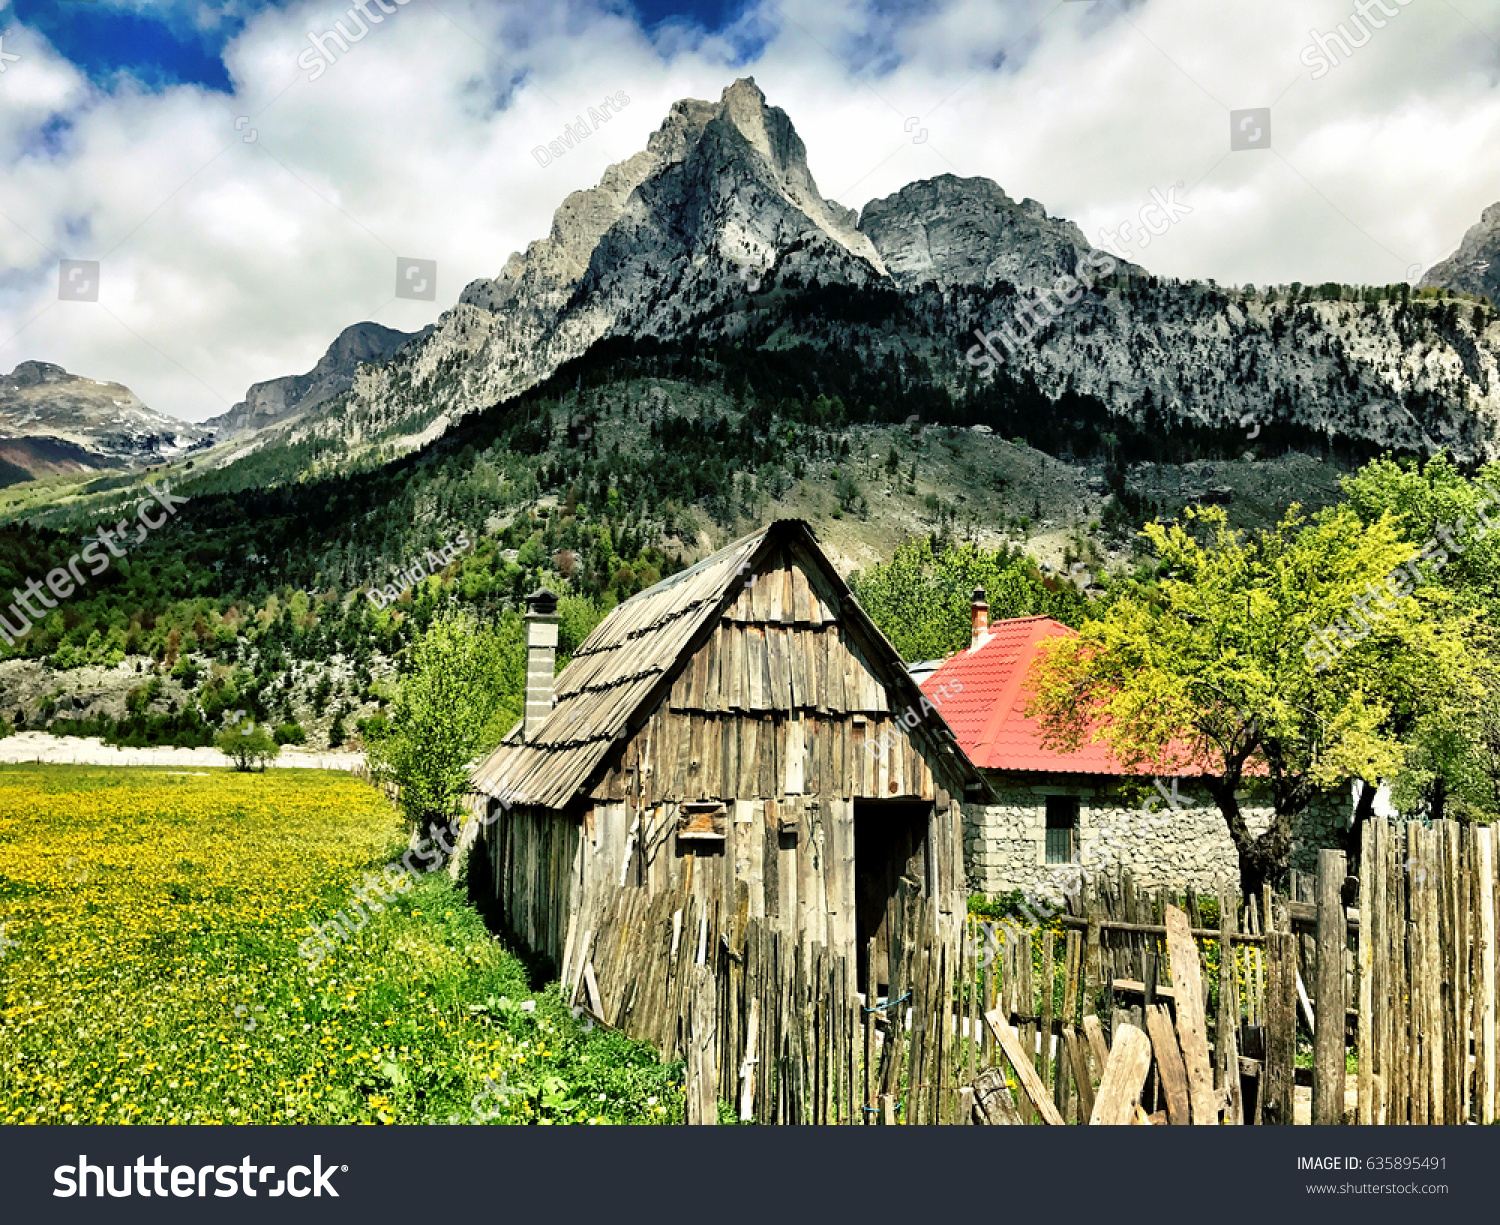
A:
[962,775,1350,902]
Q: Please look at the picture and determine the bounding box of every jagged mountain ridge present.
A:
[202,322,422,441]
[0,361,210,483]
[210,78,1500,472]
[1422,202,1500,306]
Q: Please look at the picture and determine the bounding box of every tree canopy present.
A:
[366,610,525,841]
[850,536,1090,662]
[1026,504,1474,893]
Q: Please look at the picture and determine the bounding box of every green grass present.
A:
[0,763,680,1124]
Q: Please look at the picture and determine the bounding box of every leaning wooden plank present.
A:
[1061,1026,1096,1122]
[739,996,760,1122]
[1296,968,1316,1036]
[1145,1003,1191,1125]
[970,1067,1023,1125]
[1081,1014,1111,1081]
[1164,904,1218,1125]
[582,961,604,1024]
[984,1010,1065,1124]
[1089,1024,1154,1125]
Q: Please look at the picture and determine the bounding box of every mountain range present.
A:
[5,78,1498,492]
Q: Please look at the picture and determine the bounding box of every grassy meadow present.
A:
[0,764,680,1125]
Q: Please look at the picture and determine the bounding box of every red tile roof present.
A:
[919,616,1215,776]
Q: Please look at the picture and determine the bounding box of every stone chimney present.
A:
[524,588,560,741]
[970,587,990,652]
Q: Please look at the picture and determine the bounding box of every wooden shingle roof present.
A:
[470,524,767,809]
[469,519,981,809]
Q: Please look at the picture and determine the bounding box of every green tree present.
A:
[1339,454,1500,820]
[851,537,1089,662]
[366,610,525,848]
[1027,505,1468,894]
[215,718,281,772]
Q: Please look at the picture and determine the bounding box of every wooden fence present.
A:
[562,817,1500,1124]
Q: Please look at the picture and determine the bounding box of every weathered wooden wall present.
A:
[485,801,579,968]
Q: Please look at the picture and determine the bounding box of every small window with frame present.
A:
[1045,795,1079,865]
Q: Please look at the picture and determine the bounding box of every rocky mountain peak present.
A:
[0,362,208,481]
[203,321,418,441]
[1421,201,1500,304]
[2,360,71,390]
[858,173,1102,292]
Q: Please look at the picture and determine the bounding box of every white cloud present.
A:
[0,0,1496,422]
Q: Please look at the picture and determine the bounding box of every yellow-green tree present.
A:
[367,610,524,846]
[1027,505,1473,893]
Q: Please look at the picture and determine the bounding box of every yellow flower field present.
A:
[0,764,679,1125]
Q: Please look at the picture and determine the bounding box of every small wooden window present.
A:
[1045,796,1079,864]
[678,802,727,842]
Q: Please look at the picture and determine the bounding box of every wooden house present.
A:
[468,519,982,1048]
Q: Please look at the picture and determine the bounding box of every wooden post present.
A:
[1263,929,1297,1125]
[1040,929,1056,1091]
[970,1066,1023,1124]
[1313,848,1347,1126]
[1479,826,1496,1126]
[1357,820,1375,1126]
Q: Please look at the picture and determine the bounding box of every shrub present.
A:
[273,722,307,746]
[215,721,281,772]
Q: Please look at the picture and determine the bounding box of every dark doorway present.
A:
[854,800,931,996]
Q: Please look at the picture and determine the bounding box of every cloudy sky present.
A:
[0,0,1496,424]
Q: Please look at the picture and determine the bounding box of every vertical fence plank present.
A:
[1313,848,1347,1126]
[1358,820,1375,1125]
[1479,826,1496,1125]
[1264,929,1297,1125]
